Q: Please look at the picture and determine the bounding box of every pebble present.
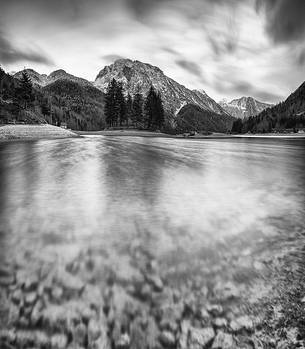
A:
[24,291,37,305]
[207,304,223,316]
[51,286,63,301]
[88,318,102,342]
[31,300,43,325]
[179,320,191,349]
[55,268,84,294]
[212,331,234,349]
[73,322,87,346]
[146,274,164,292]
[213,317,228,328]
[230,316,254,333]
[51,333,68,349]
[116,333,130,348]
[8,303,20,325]
[159,330,176,347]
[11,289,23,304]
[198,307,210,320]
[24,274,39,291]
[189,327,215,349]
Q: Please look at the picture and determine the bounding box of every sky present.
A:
[0,0,305,104]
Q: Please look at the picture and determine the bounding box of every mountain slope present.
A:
[240,82,305,133]
[176,104,235,133]
[219,97,272,119]
[42,79,105,131]
[94,59,227,116]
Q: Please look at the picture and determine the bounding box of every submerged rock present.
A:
[24,291,37,305]
[206,304,223,317]
[51,333,68,349]
[230,316,254,333]
[189,327,215,349]
[54,268,84,294]
[11,289,23,304]
[159,330,176,347]
[213,318,228,328]
[88,318,102,342]
[146,274,164,292]
[73,322,87,346]
[212,331,234,349]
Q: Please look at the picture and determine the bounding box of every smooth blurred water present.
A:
[0,136,304,267]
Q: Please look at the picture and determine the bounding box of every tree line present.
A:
[104,79,165,130]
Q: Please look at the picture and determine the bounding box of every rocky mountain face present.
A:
[94,59,227,117]
[219,97,272,119]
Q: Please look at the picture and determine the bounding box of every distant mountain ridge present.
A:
[14,69,91,87]
[219,96,272,119]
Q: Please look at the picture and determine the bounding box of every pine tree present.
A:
[16,71,34,109]
[116,82,126,126]
[126,93,133,126]
[133,93,144,128]
[144,86,155,129]
[144,86,165,130]
[105,79,117,127]
[155,91,165,130]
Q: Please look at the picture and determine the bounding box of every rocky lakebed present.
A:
[0,230,305,349]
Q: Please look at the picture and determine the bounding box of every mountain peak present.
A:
[219,96,273,119]
[48,69,67,78]
[94,59,225,116]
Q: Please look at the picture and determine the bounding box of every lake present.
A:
[0,136,305,347]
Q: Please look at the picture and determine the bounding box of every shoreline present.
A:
[1,125,305,142]
[0,125,78,142]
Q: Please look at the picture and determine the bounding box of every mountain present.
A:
[236,82,305,133]
[176,104,235,133]
[12,61,235,132]
[14,69,92,88]
[94,59,227,116]
[10,68,105,130]
[219,96,272,119]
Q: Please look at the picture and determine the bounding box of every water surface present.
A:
[0,136,304,270]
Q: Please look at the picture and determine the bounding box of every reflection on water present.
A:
[0,136,305,264]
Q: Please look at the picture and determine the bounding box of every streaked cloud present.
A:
[0,29,53,65]
[0,0,304,103]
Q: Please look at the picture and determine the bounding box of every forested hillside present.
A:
[42,80,105,131]
[0,68,106,130]
[176,104,235,133]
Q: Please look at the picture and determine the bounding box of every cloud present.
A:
[0,30,53,65]
[256,0,305,43]
[176,59,203,77]
[213,78,282,104]
[101,54,126,63]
